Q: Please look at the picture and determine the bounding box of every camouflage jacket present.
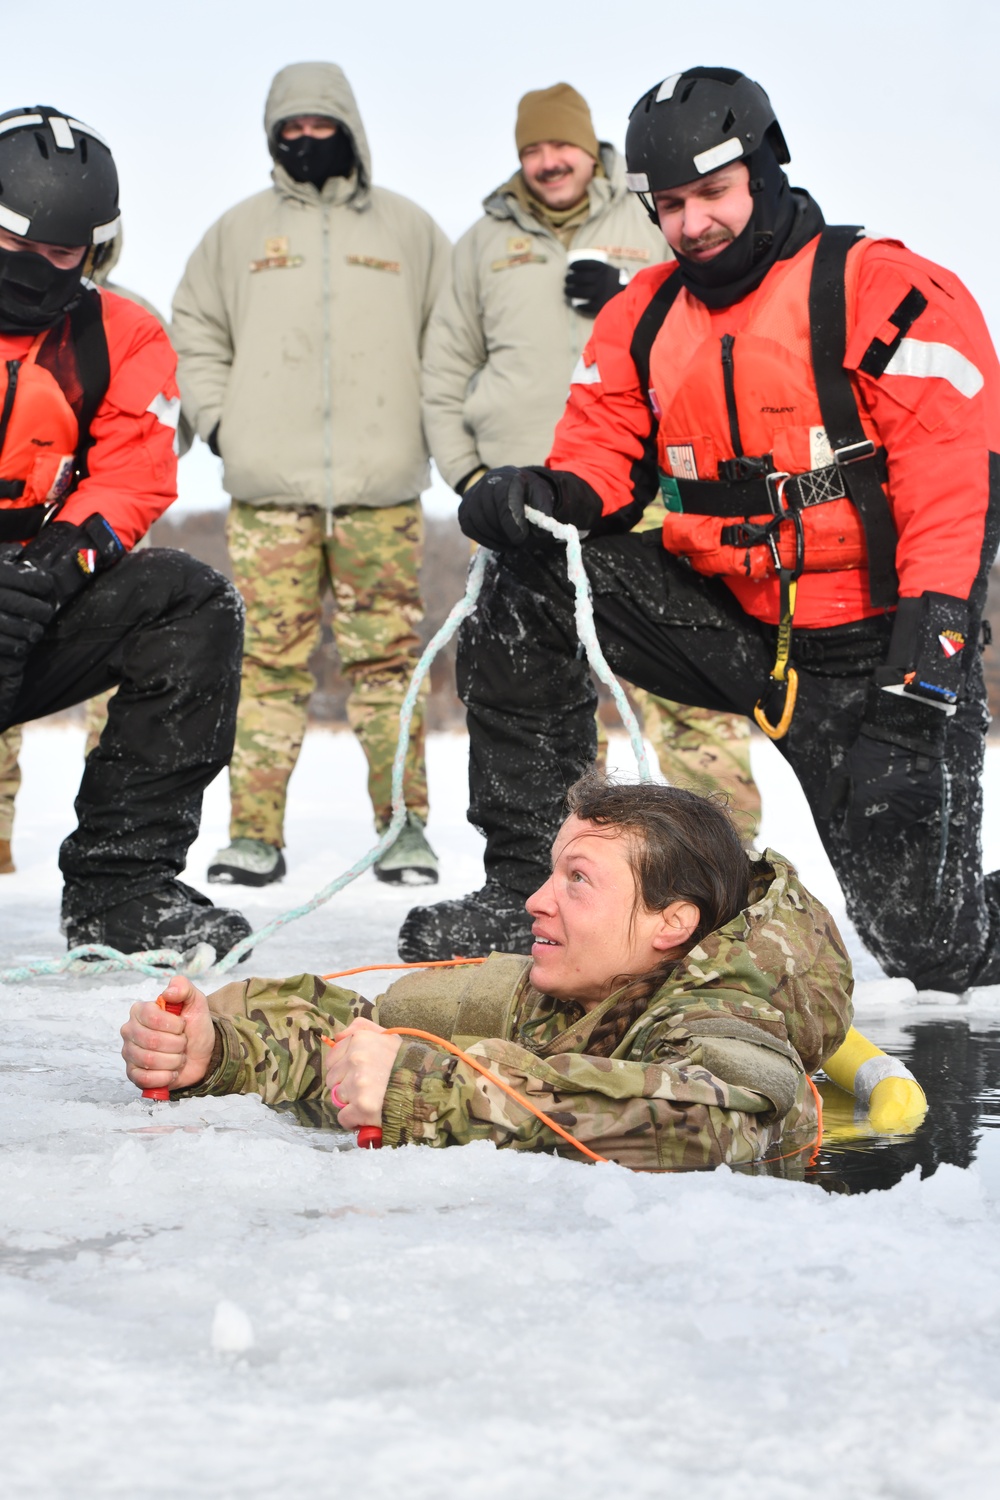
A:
[184,851,852,1170]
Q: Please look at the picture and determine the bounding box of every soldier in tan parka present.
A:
[122,777,853,1171]
[422,84,761,838]
[172,62,450,889]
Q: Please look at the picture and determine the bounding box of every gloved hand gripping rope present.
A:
[0,510,652,984]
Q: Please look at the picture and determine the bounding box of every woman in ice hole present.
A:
[121,775,853,1170]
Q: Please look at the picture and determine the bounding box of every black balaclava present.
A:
[674,136,824,309]
[0,247,83,333]
[273,124,356,189]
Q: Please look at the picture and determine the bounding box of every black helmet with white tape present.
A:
[0,107,120,250]
[625,67,789,205]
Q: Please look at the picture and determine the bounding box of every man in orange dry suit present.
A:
[400,67,1000,995]
[0,106,249,960]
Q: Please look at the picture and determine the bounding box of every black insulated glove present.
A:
[564,259,627,317]
[0,546,57,682]
[17,514,124,610]
[458,466,602,551]
[825,683,949,843]
[877,591,970,709]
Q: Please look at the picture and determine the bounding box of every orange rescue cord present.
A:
[322,1026,608,1163]
[321,958,486,981]
[317,953,826,1169]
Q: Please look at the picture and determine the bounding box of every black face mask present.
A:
[674,141,824,309]
[274,129,356,189]
[0,247,83,333]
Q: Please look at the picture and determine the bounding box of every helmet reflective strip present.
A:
[692,137,744,175]
[0,202,31,235]
[92,215,121,245]
[625,171,650,192]
[48,116,75,151]
[655,73,683,103]
[66,118,110,150]
[0,113,44,136]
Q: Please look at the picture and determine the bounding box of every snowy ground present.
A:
[2,726,1000,1498]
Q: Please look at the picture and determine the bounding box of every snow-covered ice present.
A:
[2,725,1000,1498]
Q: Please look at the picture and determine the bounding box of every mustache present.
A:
[679,227,736,255]
[534,165,573,183]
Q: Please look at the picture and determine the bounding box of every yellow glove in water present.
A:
[823,1025,928,1134]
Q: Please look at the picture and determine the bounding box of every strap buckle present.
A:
[832,439,876,466]
[765,471,791,515]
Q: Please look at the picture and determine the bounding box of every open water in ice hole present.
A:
[279,1020,1000,1196]
[801,1020,1000,1195]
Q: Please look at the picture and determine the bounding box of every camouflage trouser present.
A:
[632,691,761,841]
[227,499,428,844]
[0,723,22,841]
[0,690,116,844]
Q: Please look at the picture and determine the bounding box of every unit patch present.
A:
[507,235,533,255]
[939,630,965,658]
[250,236,304,273]
[666,444,698,481]
[347,254,401,273]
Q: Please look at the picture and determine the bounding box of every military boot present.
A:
[207,838,286,887]
[0,838,13,874]
[65,880,252,965]
[398,880,533,961]
[374,812,439,886]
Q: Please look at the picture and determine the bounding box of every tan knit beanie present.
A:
[515,83,599,158]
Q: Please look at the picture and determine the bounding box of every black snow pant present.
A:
[0,548,244,922]
[457,530,1000,993]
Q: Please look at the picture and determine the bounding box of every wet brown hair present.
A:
[564,771,751,1056]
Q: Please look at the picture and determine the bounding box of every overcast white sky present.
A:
[4,0,997,510]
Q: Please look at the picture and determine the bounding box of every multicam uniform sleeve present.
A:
[381,1033,813,1172]
[175,974,373,1106]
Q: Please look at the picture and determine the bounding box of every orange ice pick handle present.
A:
[142,992,184,1101]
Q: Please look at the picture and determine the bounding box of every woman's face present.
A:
[524,815,699,1006]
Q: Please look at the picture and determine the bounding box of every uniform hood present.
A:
[484,142,626,223]
[626,850,854,1075]
[264,62,372,204]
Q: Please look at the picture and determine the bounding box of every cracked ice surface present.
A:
[1,726,999,1498]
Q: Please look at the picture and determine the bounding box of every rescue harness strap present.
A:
[66,289,111,484]
[0,290,111,542]
[808,225,899,608]
[630,227,905,740]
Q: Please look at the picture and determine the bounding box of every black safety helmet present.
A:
[625,67,789,217]
[0,106,120,251]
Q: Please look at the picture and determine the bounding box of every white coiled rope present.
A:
[0,511,651,983]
